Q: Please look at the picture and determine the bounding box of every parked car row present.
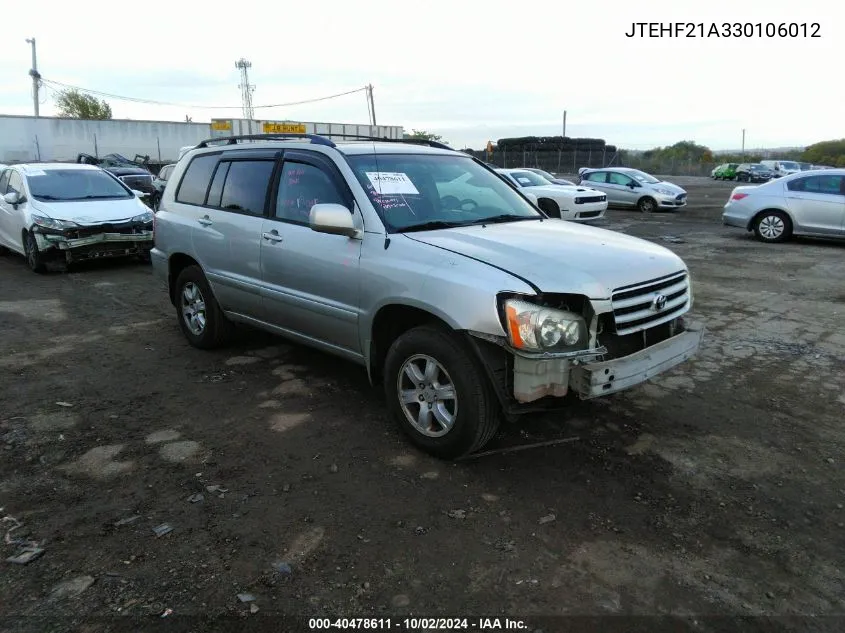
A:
[712,159,834,181]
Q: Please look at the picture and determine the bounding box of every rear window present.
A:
[219,161,275,215]
[176,154,218,205]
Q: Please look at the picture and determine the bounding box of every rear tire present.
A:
[753,210,792,243]
[173,265,234,349]
[538,198,560,218]
[383,325,500,460]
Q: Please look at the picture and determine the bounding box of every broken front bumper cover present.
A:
[35,230,153,251]
[569,325,704,398]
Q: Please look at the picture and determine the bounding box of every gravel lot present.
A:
[2,176,844,631]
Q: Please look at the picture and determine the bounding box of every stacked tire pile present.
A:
[472,136,617,173]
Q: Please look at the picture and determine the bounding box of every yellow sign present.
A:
[263,122,307,134]
[211,119,232,131]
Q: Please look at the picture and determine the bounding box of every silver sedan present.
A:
[722,169,845,243]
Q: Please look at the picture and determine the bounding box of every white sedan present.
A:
[0,163,154,272]
[722,169,845,243]
[496,168,607,222]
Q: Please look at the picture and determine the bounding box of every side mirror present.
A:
[3,191,20,205]
[310,203,360,238]
[132,189,148,198]
[524,192,539,206]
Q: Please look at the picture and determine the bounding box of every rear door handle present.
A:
[197,215,213,227]
[262,231,283,242]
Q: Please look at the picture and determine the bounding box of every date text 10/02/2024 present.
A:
[625,22,821,38]
[308,618,528,630]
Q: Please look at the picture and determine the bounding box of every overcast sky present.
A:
[1,0,841,151]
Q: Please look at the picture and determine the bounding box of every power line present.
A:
[39,78,368,110]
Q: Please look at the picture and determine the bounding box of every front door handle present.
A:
[262,231,283,242]
[198,215,213,226]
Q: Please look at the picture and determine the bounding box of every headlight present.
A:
[655,188,674,196]
[31,214,78,230]
[131,211,154,224]
[504,298,587,351]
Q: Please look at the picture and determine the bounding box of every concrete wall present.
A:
[0,115,211,164]
[0,116,405,164]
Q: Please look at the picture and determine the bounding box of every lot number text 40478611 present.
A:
[308,617,528,629]
[625,22,821,38]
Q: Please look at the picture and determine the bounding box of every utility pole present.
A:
[562,110,567,137]
[235,58,255,120]
[367,84,377,126]
[25,37,41,117]
[741,129,746,155]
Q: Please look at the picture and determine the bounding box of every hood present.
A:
[526,184,601,196]
[404,220,686,299]
[105,166,151,176]
[33,197,149,225]
[654,181,686,194]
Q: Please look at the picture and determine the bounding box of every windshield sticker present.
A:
[366,172,419,195]
[26,170,47,176]
[517,177,532,185]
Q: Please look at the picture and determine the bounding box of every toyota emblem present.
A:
[651,293,667,311]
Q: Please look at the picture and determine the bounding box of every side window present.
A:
[219,160,275,215]
[205,162,230,208]
[175,154,218,205]
[585,172,607,183]
[7,171,23,196]
[275,162,347,225]
[787,177,807,192]
[799,175,843,195]
[0,170,10,194]
[608,172,632,185]
[160,165,173,180]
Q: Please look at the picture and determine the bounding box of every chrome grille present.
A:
[610,271,690,335]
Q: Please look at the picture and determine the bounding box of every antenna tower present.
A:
[235,58,255,120]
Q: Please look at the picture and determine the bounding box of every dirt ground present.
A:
[1,177,844,632]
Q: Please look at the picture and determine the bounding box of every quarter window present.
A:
[7,171,23,196]
[275,162,347,225]
[0,170,10,194]
[585,172,607,183]
[175,154,218,205]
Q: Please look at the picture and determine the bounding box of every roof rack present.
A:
[193,133,455,152]
[194,133,336,149]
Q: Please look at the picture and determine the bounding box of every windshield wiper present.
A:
[467,214,540,225]
[396,220,467,233]
[33,195,64,200]
[78,195,126,200]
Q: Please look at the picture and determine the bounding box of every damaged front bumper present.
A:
[504,323,704,403]
[34,230,153,261]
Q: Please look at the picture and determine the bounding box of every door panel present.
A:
[260,152,363,354]
[191,158,276,317]
[785,176,845,235]
[606,172,638,206]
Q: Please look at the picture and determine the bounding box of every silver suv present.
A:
[151,134,704,459]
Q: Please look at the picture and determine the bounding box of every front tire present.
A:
[753,210,792,243]
[637,196,657,213]
[383,325,500,459]
[173,265,233,349]
[538,198,560,218]
[23,231,47,274]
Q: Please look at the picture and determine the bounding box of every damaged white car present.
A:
[0,163,154,273]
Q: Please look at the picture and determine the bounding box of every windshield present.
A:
[628,170,661,184]
[529,169,556,180]
[506,170,551,187]
[779,161,800,170]
[345,154,543,233]
[749,164,767,171]
[27,169,132,201]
